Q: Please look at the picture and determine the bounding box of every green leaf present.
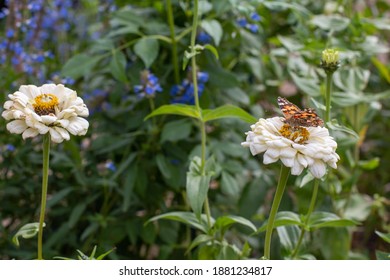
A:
[147,211,210,233]
[289,72,320,97]
[202,105,257,123]
[122,164,137,212]
[111,153,137,180]
[204,44,219,60]
[372,57,390,84]
[257,211,302,232]
[145,104,201,120]
[358,157,380,170]
[376,250,390,260]
[160,119,193,143]
[319,227,350,259]
[187,157,212,219]
[187,234,213,253]
[156,154,172,179]
[110,51,128,82]
[221,171,239,196]
[68,203,87,229]
[311,14,350,31]
[376,231,390,244]
[307,212,358,229]
[61,54,101,79]
[214,215,257,233]
[134,38,159,68]
[277,225,301,253]
[12,222,45,247]
[200,19,223,45]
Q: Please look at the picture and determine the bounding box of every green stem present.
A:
[37,134,50,260]
[263,164,290,260]
[166,0,180,84]
[190,0,200,111]
[325,72,333,124]
[189,0,211,228]
[291,179,319,259]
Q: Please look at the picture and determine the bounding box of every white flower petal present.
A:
[66,117,89,135]
[309,160,327,178]
[291,161,304,176]
[263,153,278,165]
[41,115,57,125]
[280,156,294,168]
[22,128,39,139]
[7,120,27,134]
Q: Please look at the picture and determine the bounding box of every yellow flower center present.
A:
[279,124,310,144]
[33,94,59,116]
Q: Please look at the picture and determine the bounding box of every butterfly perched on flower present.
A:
[277,97,324,127]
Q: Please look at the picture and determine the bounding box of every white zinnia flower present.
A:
[2,84,89,143]
[242,117,339,178]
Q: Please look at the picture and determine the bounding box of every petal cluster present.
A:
[242,117,339,178]
[2,84,89,143]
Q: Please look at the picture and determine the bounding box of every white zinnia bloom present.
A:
[2,84,89,143]
[242,117,339,178]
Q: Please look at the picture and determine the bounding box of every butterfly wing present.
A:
[277,96,302,121]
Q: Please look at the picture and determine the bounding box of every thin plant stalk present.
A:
[291,179,319,259]
[189,0,211,227]
[263,164,290,259]
[325,72,333,123]
[37,134,51,260]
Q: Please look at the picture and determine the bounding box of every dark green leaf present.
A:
[277,225,301,253]
[160,119,193,143]
[214,215,257,233]
[187,234,213,253]
[122,164,137,212]
[204,44,219,59]
[311,15,350,31]
[202,105,257,123]
[147,211,210,233]
[187,157,211,219]
[68,203,87,229]
[156,154,172,179]
[376,250,390,260]
[257,211,302,232]
[111,153,137,180]
[307,212,358,229]
[319,227,350,259]
[110,51,128,82]
[134,38,159,68]
[61,54,101,79]
[221,171,239,196]
[376,231,390,244]
[145,104,201,120]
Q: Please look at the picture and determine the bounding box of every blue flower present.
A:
[6,29,15,38]
[250,12,261,21]
[247,24,259,33]
[196,31,212,44]
[105,161,116,172]
[236,18,248,27]
[170,70,209,104]
[134,70,163,99]
[5,144,15,152]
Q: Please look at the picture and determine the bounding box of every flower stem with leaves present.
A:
[188,0,212,227]
[263,164,290,259]
[37,134,51,260]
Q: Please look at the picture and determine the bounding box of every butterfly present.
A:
[277,97,324,127]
